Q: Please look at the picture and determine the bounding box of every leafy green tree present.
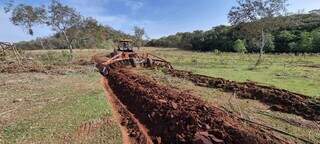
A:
[233,39,247,53]
[47,0,82,55]
[134,26,145,48]
[264,33,275,52]
[311,29,320,52]
[299,32,313,53]
[275,30,296,52]
[6,0,82,56]
[6,4,46,35]
[190,30,205,51]
[228,0,288,67]
[288,42,298,53]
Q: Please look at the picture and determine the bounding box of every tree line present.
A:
[147,13,320,53]
[4,0,145,54]
[14,19,132,50]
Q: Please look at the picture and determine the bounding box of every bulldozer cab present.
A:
[118,39,134,52]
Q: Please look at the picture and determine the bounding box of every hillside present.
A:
[147,13,320,53]
[15,19,132,50]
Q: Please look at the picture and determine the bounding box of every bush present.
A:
[264,33,275,52]
[38,51,72,65]
[233,39,247,53]
[97,39,116,49]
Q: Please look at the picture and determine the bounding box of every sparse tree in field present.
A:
[133,26,145,49]
[228,0,288,68]
[5,3,46,35]
[233,39,247,53]
[5,0,82,58]
[46,0,82,56]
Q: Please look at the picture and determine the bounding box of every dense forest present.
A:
[147,12,320,53]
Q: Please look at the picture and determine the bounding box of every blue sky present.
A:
[1,0,320,42]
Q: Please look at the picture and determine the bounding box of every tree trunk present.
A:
[254,29,265,68]
[39,38,45,49]
[62,30,73,57]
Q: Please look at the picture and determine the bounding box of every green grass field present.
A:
[138,47,320,142]
[1,48,319,143]
[0,49,121,144]
[143,47,320,97]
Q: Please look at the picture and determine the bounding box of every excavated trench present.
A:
[165,69,320,121]
[104,68,294,144]
[102,78,153,144]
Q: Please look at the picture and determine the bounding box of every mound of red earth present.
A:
[107,69,292,144]
[166,69,320,121]
[103,79,152,144]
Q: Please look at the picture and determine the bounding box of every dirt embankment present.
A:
[165,69,320,121]
[107,69,292,144]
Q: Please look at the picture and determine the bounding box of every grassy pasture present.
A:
[0,49,121,144]
[1,48,319,143]
[142,47,320,97]
[138,68,320,143]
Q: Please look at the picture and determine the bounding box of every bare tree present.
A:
[133,26,145,49]
[228,0,288,68]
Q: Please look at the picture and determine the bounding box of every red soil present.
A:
[106,68,292,144]
[166,69,320,121]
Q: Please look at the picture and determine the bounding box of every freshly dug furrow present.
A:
[102,78,153,144]
[165,69,320,121]
[107,69,292,144]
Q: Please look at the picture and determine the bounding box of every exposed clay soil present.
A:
[165,69,320,121]
[106,68,293,144]
[102,78,154,144]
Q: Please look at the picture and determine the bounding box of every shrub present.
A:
[233,39,247,53]
[38,51,72,65]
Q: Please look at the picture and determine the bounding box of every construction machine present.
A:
[96,39,173,76]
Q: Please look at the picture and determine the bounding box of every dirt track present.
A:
[165,69,320,121]
[105,68,293,144]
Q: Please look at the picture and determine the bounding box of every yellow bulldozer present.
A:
[96,39,173,76]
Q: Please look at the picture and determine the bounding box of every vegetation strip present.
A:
[106,68,295,144]
[165,69,320,121]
